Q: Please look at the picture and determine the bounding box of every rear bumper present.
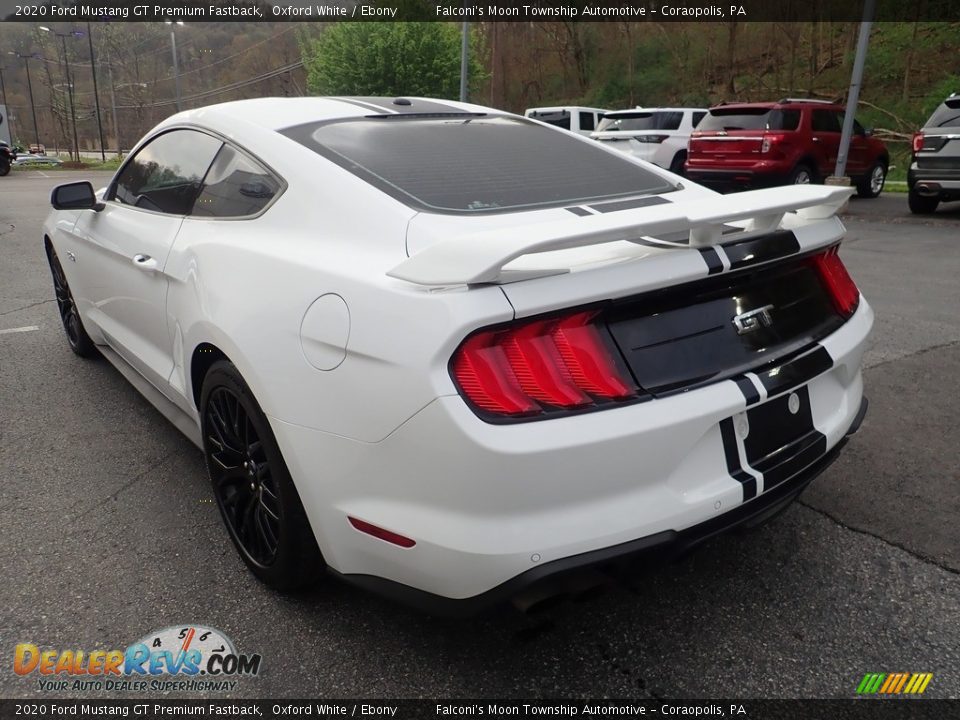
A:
[333,400,865,617]
[685,166,791,191]
[908,164,960,199]
[271,300,873,613]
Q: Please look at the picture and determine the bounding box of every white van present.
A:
[524,106,609,136]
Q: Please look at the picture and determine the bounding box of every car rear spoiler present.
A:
[387,185,854,286]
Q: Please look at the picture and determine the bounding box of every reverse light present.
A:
[912,131,924,154]
[811,247,860,318]
[452,310,638,419]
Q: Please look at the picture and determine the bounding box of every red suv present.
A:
[685,99,889,198]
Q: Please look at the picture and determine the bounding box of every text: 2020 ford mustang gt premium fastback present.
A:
[44,97,872,614]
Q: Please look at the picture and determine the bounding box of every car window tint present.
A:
[811,110,842,133]
[191,145,280,218]
[692,111,707,128]
[596,112,682,132]
[697,108,773,131]
[774,110,801,131]
[927,98,960,128]
[284,115,674,214]
[579,112,596,131]
[528,111,571,131]
[112,130,222,214]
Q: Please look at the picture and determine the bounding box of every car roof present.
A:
[604,107,707,115]
[160,96,501,136]
[708,100,841,111]
[525,106,608,114]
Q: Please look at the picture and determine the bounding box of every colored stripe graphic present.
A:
[856,672,932,694]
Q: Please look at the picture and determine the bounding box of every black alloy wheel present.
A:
[206,385,282,567]
[201,360,322,590]
[47,246,97,357]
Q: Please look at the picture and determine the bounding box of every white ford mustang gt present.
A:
[44,96,872,614]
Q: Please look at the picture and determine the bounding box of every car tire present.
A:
[669,151,687,177]
[0,161,10,177]
[908,190,939,215]
[200,360,324,591]
[46,245,98,358]
[856,162,886,198]
[788,164,816,185]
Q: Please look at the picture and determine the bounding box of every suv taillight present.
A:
[635,134,669,144]
[451,310,638,418]
[811,247,860,318]
[761,134,785,153]
[912,131,924,154]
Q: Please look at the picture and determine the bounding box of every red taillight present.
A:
[912,131,924,154]
[348,517,416,548]
[761,134,785,153]
[811,247,860,318]
[452,310,638,418]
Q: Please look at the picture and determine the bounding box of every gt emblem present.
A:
[732,304,774,334]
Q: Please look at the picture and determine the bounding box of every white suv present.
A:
[524,106,609,136]
[591,107,707,174]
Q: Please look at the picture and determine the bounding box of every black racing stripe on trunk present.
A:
[756,346,833,398]
[723,230,801,271]
[720,418,758,501]
[743,385,828,493]
[734,376,760,406]
[588,196,671,214]
[699,247,724,275]
[566,206,593,217]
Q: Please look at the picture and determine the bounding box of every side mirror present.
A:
[51,181,104,211]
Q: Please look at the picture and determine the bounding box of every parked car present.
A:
[524,106,608,136]
[686,98,889,197]
[0,141,15,176]
[14,153,63,167]
[590,107,707,174]
[43,97,871,613]
[29,143,47,155]
[908,93,960,214]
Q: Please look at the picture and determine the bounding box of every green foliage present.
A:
[302,22,486,99]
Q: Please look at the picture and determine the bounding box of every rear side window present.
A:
[698,108,799,132]
[282,115,674,214]
[692,111,707,128]
[597,111,683,132]
[528,110,571,131]
[112,129,222,215]
[812,110,842,133]
[579,112,596,131]
[926,98,960,128]
[191,145,281,218]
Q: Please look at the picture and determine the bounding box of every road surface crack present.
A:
[797,500,960,577]
[0,299,55,318]
[864,339,960,371]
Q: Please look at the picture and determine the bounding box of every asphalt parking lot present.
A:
[2,170,959,700]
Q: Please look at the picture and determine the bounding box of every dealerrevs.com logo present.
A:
[14,625,262,693]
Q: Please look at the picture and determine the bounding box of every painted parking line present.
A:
[0,325,40,335]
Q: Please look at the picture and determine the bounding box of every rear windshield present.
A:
[698,108,800,132]
[597,111,683,132]
[282,115,674,214]
[926,98,960,128]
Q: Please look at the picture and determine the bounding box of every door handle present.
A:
[132,254,158,272]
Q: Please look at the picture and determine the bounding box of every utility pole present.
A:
[108,63,119,157]
[40,27,83,161]
[166,21,184,112]
[459,21,469,103]
[0,68,11,144]
[86,22,106,162]
[8,52,41,148]
[833,0,875,179]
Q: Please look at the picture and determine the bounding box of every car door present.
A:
[846,117,871,175]
[810,109,841,177]
[71,128,222,393]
